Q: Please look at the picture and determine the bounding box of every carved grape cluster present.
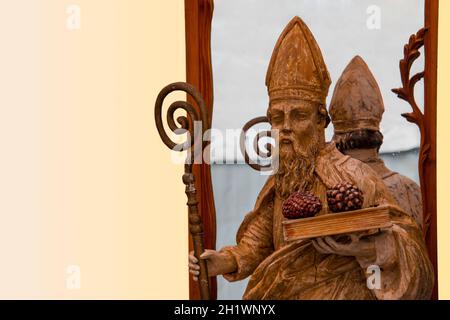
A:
[282,192,322,219]
[327,182,364,213]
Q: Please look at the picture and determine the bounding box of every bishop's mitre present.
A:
[329,56,385,134]
[266,16,331,105]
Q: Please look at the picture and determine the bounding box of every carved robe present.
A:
[366,157,423,230]
[220,143,433,300]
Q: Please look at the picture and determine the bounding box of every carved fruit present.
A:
[282,192,322,219]
[327,182,364,213]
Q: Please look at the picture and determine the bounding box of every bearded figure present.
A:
[189,16,433,300]
[329,55,423,229]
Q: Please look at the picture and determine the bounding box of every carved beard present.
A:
[275,134,320,200]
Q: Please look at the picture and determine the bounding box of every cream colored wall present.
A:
[0,0,188,299]
[438,0,450,300]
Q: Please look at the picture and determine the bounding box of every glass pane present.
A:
[211,0,424,299]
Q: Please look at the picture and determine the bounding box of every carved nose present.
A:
[281,122,292,134]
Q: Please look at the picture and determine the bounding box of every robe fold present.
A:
[368,157,423,230]
[220,142,434,300]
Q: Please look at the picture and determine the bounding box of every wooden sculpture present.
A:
[189,16,434,300]
[330,56,423,229]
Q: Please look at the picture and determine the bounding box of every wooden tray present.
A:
[282,205,402,242]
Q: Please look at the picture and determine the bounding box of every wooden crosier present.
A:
[154,82,211,300]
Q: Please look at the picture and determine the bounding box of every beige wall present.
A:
[438,0,450,300]
[0,0,188,299]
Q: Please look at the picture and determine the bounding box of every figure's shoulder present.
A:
[329,146,380,180]
[236,176,275,242]
[315,143,382,189]
[318,142,349,164]
[338,153,368,170]
[254,176,275,207]
[383,172,421,198]
[387,173,421,192]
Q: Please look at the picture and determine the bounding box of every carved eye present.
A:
[271,113,284,124]
[291,109,307,121]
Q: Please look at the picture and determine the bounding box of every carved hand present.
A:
[189,249,237,281]
[312,234,376,259]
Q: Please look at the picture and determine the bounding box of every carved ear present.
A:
[324,114,331,128]
[266,108,272,124]
[318,104,330,128]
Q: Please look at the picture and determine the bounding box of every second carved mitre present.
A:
[265,16,331,105]
[329,56,385,134]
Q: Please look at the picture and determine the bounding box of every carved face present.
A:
[269,99,324,198]
[268,99,322,159]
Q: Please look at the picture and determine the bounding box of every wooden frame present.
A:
[184,0,216,300]
[423,0,438,299]
[184,0,439,300]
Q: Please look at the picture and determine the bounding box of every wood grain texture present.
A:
[185,0,217,300]
[283,205,398,242]
[424,0,438,299]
